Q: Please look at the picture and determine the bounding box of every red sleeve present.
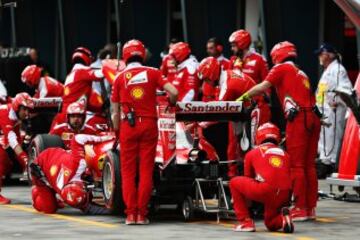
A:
[258,57,269,81]
[264,64,283,86]
[244,150,255,178]
[155,69,168,88]
[160,58,168,76]
[111,75,121,103]
[49,127,62,136]
[78,68,103,82]
[221,86,234,101]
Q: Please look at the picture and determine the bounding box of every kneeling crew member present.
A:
[30,134,113,214]
[230,123,294,233]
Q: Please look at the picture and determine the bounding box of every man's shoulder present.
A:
[248,51,266,61]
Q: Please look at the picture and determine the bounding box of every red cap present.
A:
[169,42,191,63]
[255,122,281,145]
[72,47,93,66]
[122,39,146,63]
[21,65,42,86]
[270,41,297,64]
[228,30,251,50]
[66,102,86,115]
[198,57,220,82]
[12,92,34,112]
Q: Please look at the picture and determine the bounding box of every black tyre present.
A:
[102,150,125,215]
[182,196,194,222]
[28,134,65,182]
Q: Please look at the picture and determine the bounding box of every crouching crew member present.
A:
[230,123,294,233]
[30,134,113,214]
[0,93,34,204]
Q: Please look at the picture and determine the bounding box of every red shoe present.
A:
[233,218,256,232]
[282,208,294,233]
[0,194,11,205]
[290,208,308,222]
[137,214,150,225]
[125,214,136,225]
[307,208,316,221]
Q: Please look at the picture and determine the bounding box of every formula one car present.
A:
[28,99,248,219]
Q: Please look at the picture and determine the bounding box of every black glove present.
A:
[287,108,299,122]
[102,99,110,112]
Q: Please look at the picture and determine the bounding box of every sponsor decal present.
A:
[176,102,242,114]
[125,72,132,80]
[234,58,243,68]
[269,156,283,168]
[131,87,144,100]
[64,169,70,177]
[33,97,62,108]
[64,87,70,96]
[50,165,58,177]
[61,132,74,141]
[158,118,176,131]
[245,59,256,67]
[127,71,148,85]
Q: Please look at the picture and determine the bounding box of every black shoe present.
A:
[316,161,334,179]
[282,207,294,233]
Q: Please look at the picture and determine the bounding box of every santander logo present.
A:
[176,101,242,114]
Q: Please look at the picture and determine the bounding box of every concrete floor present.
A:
[0,181,359,240]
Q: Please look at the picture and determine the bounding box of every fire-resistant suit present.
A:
[111,62,169,217]
[265,61,320,211]
[31,134,113,213]
[230,142,291,231]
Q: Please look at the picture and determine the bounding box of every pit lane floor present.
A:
[0,181,359,240]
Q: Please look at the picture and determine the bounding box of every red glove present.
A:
[17,151,29,170]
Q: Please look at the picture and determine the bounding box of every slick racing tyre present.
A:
[102,150,125,215]
[28,134,65,183]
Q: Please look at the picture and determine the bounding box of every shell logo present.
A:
[125,72,132,80]
[269,156,283,168]
[64,87,70,96]
[50,165,58,176]
[131,87,144,100]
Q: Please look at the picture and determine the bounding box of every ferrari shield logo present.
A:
[125,72,132,80]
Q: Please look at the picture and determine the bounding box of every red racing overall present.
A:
[111,62,168,217]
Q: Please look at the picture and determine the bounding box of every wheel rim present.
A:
[103,161,113,200]
[182,200,190,219]
[27,146,38,182]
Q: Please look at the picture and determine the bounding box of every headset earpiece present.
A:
[216,44,223,53]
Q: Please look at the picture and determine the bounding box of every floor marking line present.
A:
[0,204,117,229]
[192,220,319,239]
